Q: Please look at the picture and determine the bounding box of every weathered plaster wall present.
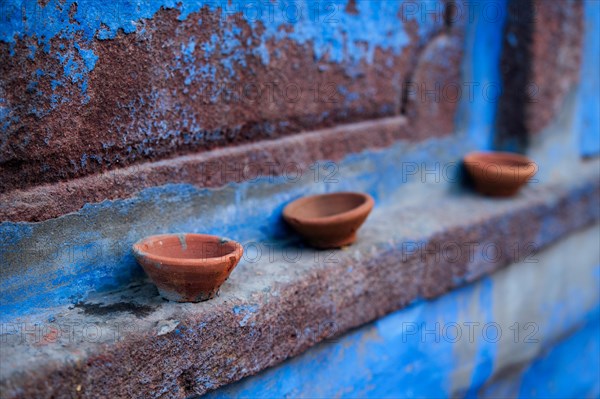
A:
[2,0,592,221]
[1,0,461,192]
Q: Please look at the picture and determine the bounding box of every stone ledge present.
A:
[0,116,409,223]
[0,161,598,398]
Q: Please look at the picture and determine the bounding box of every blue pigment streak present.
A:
[577,0,600,157]
[459,0,507,150]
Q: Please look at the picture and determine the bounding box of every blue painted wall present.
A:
[460,0,507,151]
[577,0,600,157]
[486,314,600,398]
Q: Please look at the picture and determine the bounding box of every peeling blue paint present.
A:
[232,304,258,315]
[0,0,442,110]
[233,304,259,326]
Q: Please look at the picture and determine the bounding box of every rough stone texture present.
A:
[0,116,412,222]
[403,26,464,139]
[528,0,584,133]
[1,161,598,398]
[497,0,584,148]
[0,1,463,194]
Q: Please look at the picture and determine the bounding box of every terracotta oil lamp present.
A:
[133,234,243,302]
[283,192,374,249]
[464,151,538,197]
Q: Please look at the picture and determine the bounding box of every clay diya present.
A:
[463,151,538,197]
[283,192,374,249]
[132,234,243,302]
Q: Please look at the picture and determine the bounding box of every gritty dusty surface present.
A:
[1,160,598,398]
